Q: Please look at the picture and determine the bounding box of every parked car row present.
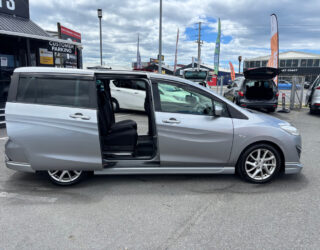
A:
[4,67,302,186]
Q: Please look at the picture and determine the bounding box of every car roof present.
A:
[14,67,196,84]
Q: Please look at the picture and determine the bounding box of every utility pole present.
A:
[197,22,203,71]
[158,0,162,74]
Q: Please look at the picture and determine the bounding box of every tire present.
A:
[237,143,281,184]
[111,98,120,112]
[267,107,276,113]
[46,170,88,186]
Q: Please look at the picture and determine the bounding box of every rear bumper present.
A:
[310,104,320,110]
[285,162,303,174]
[239,100,278,109]
[5,158,35,173]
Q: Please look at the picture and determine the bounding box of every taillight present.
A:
[276,92,279,97]
[238,91,244,97]
[316,86,320,90]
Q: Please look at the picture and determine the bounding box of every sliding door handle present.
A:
[162,118,181,124]
[70,113,91,120]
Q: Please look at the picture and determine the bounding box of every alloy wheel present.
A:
[48,170,82,184]
[245,148,277,181]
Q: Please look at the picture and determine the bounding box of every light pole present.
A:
[158,0,162,74]
[238,55,242,73]
[97,9,103,66]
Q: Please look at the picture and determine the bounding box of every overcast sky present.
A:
[30,0,320,70]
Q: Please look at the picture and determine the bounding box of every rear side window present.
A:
[16,77,93,108]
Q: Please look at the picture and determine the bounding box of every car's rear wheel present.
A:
[47,170,87,186]
[267,107,276,113]
[237,144,281,183]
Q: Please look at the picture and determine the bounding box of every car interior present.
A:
[244,80,275,100]
[95,76,157,160]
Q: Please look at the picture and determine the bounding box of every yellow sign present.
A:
[39,48,54,65]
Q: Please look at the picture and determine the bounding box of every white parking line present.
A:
[0,137,8,140]
[0,191,57,203]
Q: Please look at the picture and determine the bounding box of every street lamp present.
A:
[238,55,242,73]
[97,9,103,66]
[158,0,162,74]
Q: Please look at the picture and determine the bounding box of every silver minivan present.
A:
[5,67,302,185]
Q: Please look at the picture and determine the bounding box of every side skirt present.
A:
[94,167,235,175]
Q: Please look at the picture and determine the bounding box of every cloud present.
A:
[29,0,320,70]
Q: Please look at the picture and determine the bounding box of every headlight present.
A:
[280,124,300,136]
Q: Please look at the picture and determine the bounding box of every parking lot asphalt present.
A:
[0,109,320,250]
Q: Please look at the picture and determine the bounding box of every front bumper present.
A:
[285,162,303,174]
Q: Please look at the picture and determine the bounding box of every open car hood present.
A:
[244,67,280,80]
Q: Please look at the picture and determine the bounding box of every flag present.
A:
[136,34,142,69]
[229,62,235,81]
[267,14,279,83]
[173,28,179,74]
[214,18,221,75]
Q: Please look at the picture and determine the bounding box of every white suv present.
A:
[110,79,146,112]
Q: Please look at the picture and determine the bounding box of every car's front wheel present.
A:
[47,170,88,186]
[237,144,281,183]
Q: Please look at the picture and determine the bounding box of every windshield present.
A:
[184,71,208,80]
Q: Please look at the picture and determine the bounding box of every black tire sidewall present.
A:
[238,144,281,183]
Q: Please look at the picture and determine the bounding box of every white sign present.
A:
[0,57,8,67]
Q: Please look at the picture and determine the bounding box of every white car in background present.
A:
[110,80,190,111]
[110,79,146,111]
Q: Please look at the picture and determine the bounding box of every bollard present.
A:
[278,92,290,113]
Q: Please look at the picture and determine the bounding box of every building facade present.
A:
[243,51,320,83]
[0,0,82,125]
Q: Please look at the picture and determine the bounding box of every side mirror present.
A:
[227,85,232,89]
[214,105,223,117]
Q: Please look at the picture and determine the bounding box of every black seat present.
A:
[104,82,137,130]
[98,82,137,152]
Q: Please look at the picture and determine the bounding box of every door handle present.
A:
[162,118,181,124]
[69,113,91,120]
[134,92,139,94]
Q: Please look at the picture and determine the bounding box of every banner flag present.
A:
[173,28,179,74]
[214,18,221,75]
[229,62,235,81]
[267,14,279,84]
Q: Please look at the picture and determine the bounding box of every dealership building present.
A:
[0,0,83,125]
[243,51,320,83]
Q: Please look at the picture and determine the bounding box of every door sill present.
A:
[94,166,234,175]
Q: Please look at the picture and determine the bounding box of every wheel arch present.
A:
[235,140,285,173]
